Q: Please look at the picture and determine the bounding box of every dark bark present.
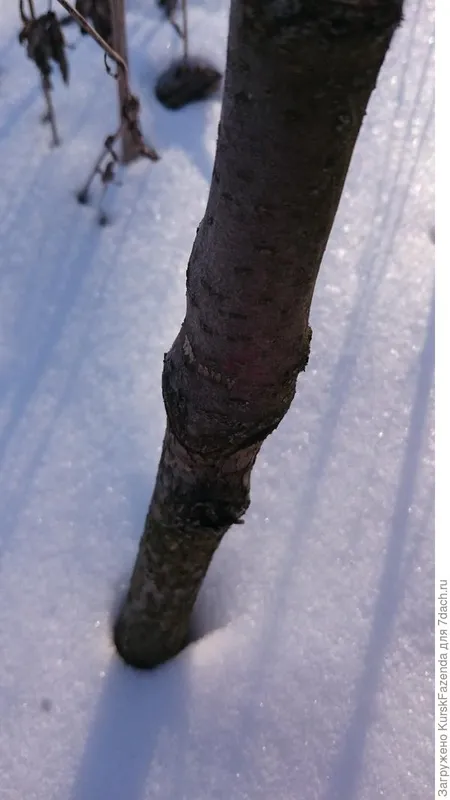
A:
[114,0,403,668]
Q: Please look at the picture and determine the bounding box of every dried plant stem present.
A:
[77,152,107,203]
[42,77,61,146]
[27,0,37,19]
[55,0,151,165]
[22,0,61,145]
[169,16,183,40]
[77,132,119,202]
[110,0,140,163]
[55,0,128,79]
[181,0,188,61]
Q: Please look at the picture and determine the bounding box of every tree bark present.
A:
[114,0,403,669]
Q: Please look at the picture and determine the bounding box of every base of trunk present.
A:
[113,610,191,670]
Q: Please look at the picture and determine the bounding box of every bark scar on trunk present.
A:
[181,334,236,389]
[180,324,312,394]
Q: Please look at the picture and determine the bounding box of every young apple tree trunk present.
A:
[114,0,403,668]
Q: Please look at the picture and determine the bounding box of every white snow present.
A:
[0,1,434,799]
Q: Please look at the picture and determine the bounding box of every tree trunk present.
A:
[114,0,403,669]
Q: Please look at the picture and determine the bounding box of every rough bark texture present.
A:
[114,0,403,668]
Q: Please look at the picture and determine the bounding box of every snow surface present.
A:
[0,1,434,799]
